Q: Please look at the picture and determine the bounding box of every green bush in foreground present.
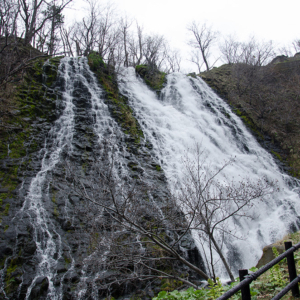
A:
[153,246,300,300]
[153,278,259,300]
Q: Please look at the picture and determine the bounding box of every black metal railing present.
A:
[217,241,300,300]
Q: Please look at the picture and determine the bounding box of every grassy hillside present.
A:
[200,56,300,177]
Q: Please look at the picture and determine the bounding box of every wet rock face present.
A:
[0,58,200,300]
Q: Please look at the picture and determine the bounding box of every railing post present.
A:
[285,241,300,297]
[239,269,251,300]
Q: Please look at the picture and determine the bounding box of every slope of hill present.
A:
[200,54,300,177]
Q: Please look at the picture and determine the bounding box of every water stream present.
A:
[118,68,300,278]
[19,57,77,299]
[16,57,124,299]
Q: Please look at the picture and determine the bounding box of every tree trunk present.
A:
[209,232,235,282]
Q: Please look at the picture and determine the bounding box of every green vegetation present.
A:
[64,256,71,265]
[234,108,264,139]
[249,248,288,299]
[155,164,162,171]
[0,56,62,199]
[4,203,10,216]
[135,64,167,92]
[88,52,144,143]
[53,206,59,217]
[155,232,300,300]
[88,51,105,71]
[271,150,283,161]
[4,257,21,294]
[153,278,257,300]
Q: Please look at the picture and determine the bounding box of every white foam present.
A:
[118,68,300,279]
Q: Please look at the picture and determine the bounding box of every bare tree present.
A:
[143,34,167,70]
[46,3,65,55]
[175,144,276,281]
[95,2,118,60]
[19,0,72,46]
[60,142,210,292]
[119,16,132,67]
[188,49,205,74]
[0,0,19,38]
[128,22,145,66]
[187,21,219,72]
[277,45,293,57]
[60,24,74,56]
[71,0,99,56]
[220,35,275,66]
[219,35,242,65]
[292,39,300,53]
[61,140,276,291]
[165,47,181,73]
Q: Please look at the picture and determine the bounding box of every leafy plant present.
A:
[207,278,224,299]
[269,247,288,290]
[153,277,258,300]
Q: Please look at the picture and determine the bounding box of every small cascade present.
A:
[118,68,300,278]
[66,58,128,299]
[18,57,76,299]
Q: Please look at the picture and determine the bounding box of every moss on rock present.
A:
[0,56,62,198]
[135,64,167,94]
[88,52,144,143]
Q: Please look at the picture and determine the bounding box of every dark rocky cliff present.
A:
[0,53,202,299]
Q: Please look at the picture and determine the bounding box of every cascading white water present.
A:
[118,68,300,278]
[19,57,77,299]
[16,57,127,299]
[71,59,127,299]
[8,57,300,297]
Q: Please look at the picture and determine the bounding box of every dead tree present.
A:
[292,39,300,53]
[62,141,210,290]
[187,21,219,72]
[128,22,145,67]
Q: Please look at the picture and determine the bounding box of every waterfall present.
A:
[3,58,300,299]
[13,57,124,299]
[118,67,300,278]
[20,57,76,299]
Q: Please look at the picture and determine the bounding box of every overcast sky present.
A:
[66,0,300,72]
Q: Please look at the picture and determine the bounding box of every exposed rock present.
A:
[256,244,285,268]
[0,55,204,299]
[29,277,49,300]
[270,55,289,64]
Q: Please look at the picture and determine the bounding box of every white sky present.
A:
[66,0,300,72]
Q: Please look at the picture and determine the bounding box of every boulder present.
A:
[256,244,285,268]
[270,55,289,64]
